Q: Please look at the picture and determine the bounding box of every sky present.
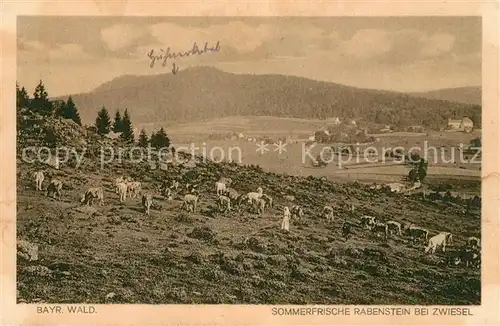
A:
[17,16,481,96]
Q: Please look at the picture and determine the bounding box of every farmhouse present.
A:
[407,125,426,133]
[447,117,474,132]
[380,125,392,133]
[326,117,341,124]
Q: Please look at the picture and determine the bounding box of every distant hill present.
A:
[410,86,481,105]
[59,66,481,130]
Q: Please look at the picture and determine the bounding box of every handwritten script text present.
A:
[148,41,221,68]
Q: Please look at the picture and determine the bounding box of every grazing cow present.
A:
[163,187,173,200]
[247,191,263,204]
[182,194,198,213]
[342,221,354,240]
[467,236,480,249]
[444,232,453,245]
[360,215,376,229]
[261,194,273,208]
[284,195,295,202]
[80,187,104,206]
[46,179,63,199]
[114,176,124,186]
[386,183,405,193]
[234,194,249,212]
[127,181,142,199]
[218,177,232,185]
[371,222,388,239]
[254,198,266,215]
[405,225,429,243]
[142,193,153,215]
[33,171,44,191]
[171,180,180,191]
[290,205,304,220]
[323,205,334,222]
[215,181,227,195]
[115,182,128,202]
[224,187,240,201]
[386,221,402,236]
[425,232,451,254]
[217,195,231,213]
[185,183,198,194]
[458,247,480,268]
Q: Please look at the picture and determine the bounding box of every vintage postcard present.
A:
[1,1,499,325]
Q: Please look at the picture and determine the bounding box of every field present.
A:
[17,147,481,304]
[166,116,481,191]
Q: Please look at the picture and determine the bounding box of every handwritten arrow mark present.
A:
[172,62,179,75]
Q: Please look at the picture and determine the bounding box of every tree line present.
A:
[17,80,170,149]
[95,107,170,149]
[17,80,82,125]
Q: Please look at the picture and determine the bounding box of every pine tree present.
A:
[138,129,149,147]
[150,127,170,149]
[62,96,82,125]
[120,109,135,144]
[53,99,67,117]
[95,106,112,135]
[113,110,123,133]
[16,83,30,110]
[30,80,53,116]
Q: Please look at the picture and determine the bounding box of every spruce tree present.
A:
[53,99,67,117]
[63,96,82,125]
[113,110,123,133]
[30,80,53,116]
[120,109,135,144]
[150,127,170,149]
[95,106,112,135]
[16,83,30,110]
[138,129,149,147]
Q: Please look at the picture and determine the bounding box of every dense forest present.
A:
[60,67,481,130]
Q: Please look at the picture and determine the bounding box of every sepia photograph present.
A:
[15,16,482,306]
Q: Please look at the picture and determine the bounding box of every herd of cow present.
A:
[31,169,481,269]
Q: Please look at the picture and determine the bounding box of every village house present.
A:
[326,116,341,124]
[380,125,392,133]
[447,117,474,132]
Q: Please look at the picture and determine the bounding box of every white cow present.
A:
[425,232,451,254]
[386,221,402,236]
[116,182,128,202]
[215,181,227,195]
[323,205,334,222]
[386,183,406,193]
[127,181,142,199]
[182,194,199,213]
[171,180,180,191]
[142,193,153,215]
[247,191,263,203]
[33,171,44,191]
